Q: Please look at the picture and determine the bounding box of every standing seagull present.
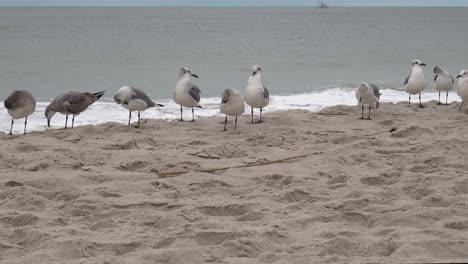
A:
[433,66,454,105]
[45,91,105,129]
[4,90,36,135]
[245,65,269,123]
[355,82,381,120]
[114,86,164,127]
[457,70,468,110]
[404,59,427,108]
[173,67,201,122]
[220,88,245,131]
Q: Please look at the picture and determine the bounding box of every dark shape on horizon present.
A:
[319,1,328,8]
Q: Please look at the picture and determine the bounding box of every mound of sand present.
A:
[1,101,468,263]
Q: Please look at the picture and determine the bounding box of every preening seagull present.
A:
[433,66,454,105]
[173,67,201,122]
[404,59,426,108]
[114,86,163,127]
[45,91,105,129]
[245,65,269,123]
[220,88,245,131]
[457,70,468,110]
[355,82,381,120]
[4,90,36,135]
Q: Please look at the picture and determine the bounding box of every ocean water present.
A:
[0,7,467,133]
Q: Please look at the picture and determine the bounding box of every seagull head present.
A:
[411,59,426,67]
[179,67,198,78]
[457,69,468,79]
[44,106,56,128]
[357,83,369,94]
[252,65,263,76]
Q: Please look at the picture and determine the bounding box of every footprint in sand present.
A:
[199,204,251,216]
[252,174,293,189]
[116,160,148,171]
[0,213,39,227]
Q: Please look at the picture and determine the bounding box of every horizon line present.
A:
[0,5,467,7]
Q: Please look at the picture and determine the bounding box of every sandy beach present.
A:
[1,101,468,263]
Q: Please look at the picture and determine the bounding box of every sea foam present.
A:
[0,88,460,134]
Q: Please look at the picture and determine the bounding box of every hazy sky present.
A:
[0,0,467,6]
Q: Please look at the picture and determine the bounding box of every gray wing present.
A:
[434,74,438,82]
[132,87,155,107]
[404,76,410,86]
[189,84,201,102]
[60,92,86,105]
[4,90,34,109]
[450,75,454,84]
[369,83,380,99]
[48,92,85,113]
[263,85,269,99]
[60,92,90,114]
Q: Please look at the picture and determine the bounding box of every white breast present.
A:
[405,67,426,95]
[458,78,468,101]
[435,75,453,91]
[221,95,245,116]
[174,76,198,108]
[125,99,149,111]
[8,104,35,119]
[245,76,269,108]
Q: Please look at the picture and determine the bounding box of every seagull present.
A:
[457,70,468,110]
[404,59,427,108]
[220,88,245,131]
[173,67,201,122]
[4,90,36,135]
[245,65,269,123]
[45,91,105,129]
[355,82,381,120]
[114,86,164,127]
[433,66,454,105]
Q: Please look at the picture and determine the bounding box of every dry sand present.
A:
[1,101,468,263]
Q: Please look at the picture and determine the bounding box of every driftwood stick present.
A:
[157,152,323,178]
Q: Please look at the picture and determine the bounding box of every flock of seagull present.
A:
[355,59,468,119]
[3,61,468,135]
[2,65,269,135]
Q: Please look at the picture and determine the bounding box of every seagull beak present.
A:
[156,103,164,107]
[191,73,199,78]
[420,63,427,66]
[457,75,462,78]
[252,70,257,76]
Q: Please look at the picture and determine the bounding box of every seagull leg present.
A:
[258,108,263,123]
[137,111,141,128]
[24,116,28,135]
[438,91,441,105]
[460,102,464,111]
[71,115,75,129]
[360,104,364,119]
[180,105,183,122]
[223,115,227,131]
[65,115,68,129]
[408,95,411,107]
[367,105,372,120]
[419,93,423,108]
[251,107,254,123]
[9,118,14,135]
[235,115,238,130]
[446,91,449,105]
[128,111,131,126]
[191,107,196,122]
